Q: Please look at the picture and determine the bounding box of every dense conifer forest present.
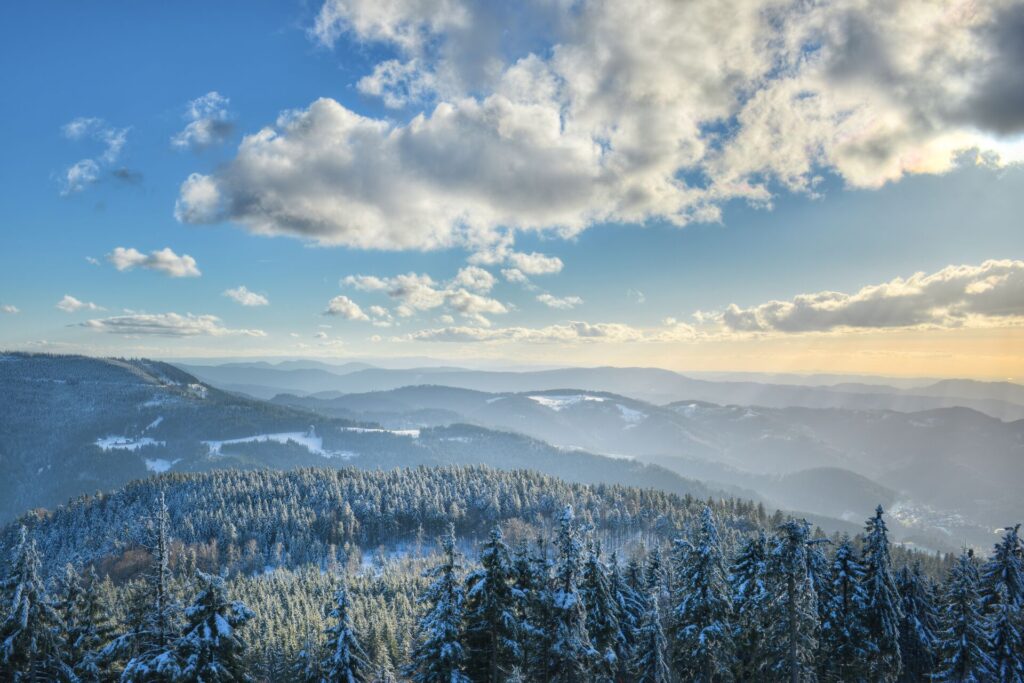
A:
[1,466,1020,681]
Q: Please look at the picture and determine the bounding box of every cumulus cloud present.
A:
[172,92,234,150]
[1,304,19,314]
[341,269,507,323]
[325,295,369,320]
[56,295,102,313]
[60,117,128,194]
[108,247,201,278]
[178,0,1024,254]
[501,268,530,285]
[81,313,265,337]
[223,286,269,306]
[536,293,583,310]
[708,260,1024,333]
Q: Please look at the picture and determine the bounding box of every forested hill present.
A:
[4,466,769,580]
[0,353,729,522]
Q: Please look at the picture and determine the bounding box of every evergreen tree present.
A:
[767,519,819,683]
[408,525,469,683]
[322,582,366,683]
[118,492,181,682]
[549,506,595,683]
[579,541,623,682]
[982,525,1024,682]
[608,551,642,673]
[672,506,734,681]
[0,526,75,682]
[174,569,254,682]
[729,530,770,681]
[463,526,519,683]
[862,506,904,681]
[820,537,870,681]
[935,550,995,682]
[896,562,940,682]
[58,564,115,682]
[633,591,672,683]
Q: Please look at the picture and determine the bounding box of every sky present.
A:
[1,0,1023,379]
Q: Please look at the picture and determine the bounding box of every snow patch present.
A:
[145,416,164,431]
[527,394,607,411]
[340,426,420,437]
[203,429,358,459]
[616,404,647,424]
[95,436,165,451]
[144,458,180,473]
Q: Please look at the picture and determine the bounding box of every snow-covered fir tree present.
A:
[671,506,734,681]
[463,526,520,683]
[608,550,642,671]
[862,505,904,682]
[729,530,771,680]
[174,569,253,682]
[896,562,940,682]
[579,540,624,682]
[633,591,672,683]
[767,519,820,683]
[0,526,75,682]
[982,525,1024,682]
[408,524,470,683]
[549,505,596,683]
[935,549,995,682]
[58,563,115,682]
[321,582,367,683]
[820,536,870,681]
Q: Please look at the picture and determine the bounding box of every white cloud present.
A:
[536,293,583,310]
[709,260,1024,333]
[507,251,562,275]
[501,268,529,285]
[452,265,495,292]
[179,0,1024,253]
[60,117,129,194]
[56,295,102,313]
[108,247,201,278]
[172,92,234,150]
[86,256,100,266]
[324,295,369,320]
[1,304,19,314]
[223,286,269,307]
[81,313,265,337]
[402,320,698,344]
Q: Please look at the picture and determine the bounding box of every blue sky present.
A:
[2,1,1023,377]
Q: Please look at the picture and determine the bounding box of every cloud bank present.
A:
[177,0,1024,256]
[81,313,265,337]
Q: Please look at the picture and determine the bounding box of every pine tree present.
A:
[729,530,770,681]
[862,505,904,682]
[463,526,520,683]
[767,519,820,683]
[515,537,554,681]
[0,526,75,682]
[982,525,1024,682]
[935,550,995,682]
[820,537,870,681]
[672,506,734,681]
[579,541,623,682]
[408,524,470,683]
[118,492,181,682]
[896,562,939,682]
[58,563,115,682]
[608,551,642,673]
[632,591,672,683]
[549,506,596,683]
[173,569,253,682]
[322,582,366,683]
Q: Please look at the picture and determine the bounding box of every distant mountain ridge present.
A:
[177,362,1024,421]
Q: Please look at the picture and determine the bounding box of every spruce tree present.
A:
[935,550,995,682]
[58,563,115,682]
[862,505,904,682]
[322,582,367,683]
[174,569,253,682]
[632,591,672,683]
[729,530,770,681]
[0,526,75,682]
[549,505,595,683]
[820,537,870,681]
[408,524,469,683]
[982,525,1024,682]
[608,551,642,672]
[896,562,939,682]
[579,541,623,682]
[463,526,519,683]
[767,519,820,683]
[672,506,734,681]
